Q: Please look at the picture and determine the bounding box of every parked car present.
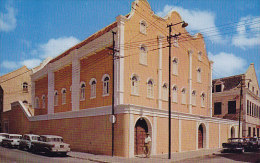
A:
[19,134,40,151]
[0,133,9,145]
[31,135,70,155]
[2,134,22,148]
[222,138,245,153]
[258,137,260,148]
[243,137,258,151]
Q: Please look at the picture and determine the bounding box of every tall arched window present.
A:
[54,91,58,106]
[35,97,39,109]
[197,68,201,83]
[102,75,110,96]
[147,79,154,98]
[80,82,86,100]
[131,75,139,95]
[140,20,147,34]
[139,44,147,65]
[201,93,206,107]
[192,90,196,106]
[42,95,46,108]
[172,86,178,103]
[89,78,97,98]
[198,51,202,61]
[162,83,168,101]
[181,88,186,104]
[61,88,66,105]
[172,58,178,75]
[23,82,28,92]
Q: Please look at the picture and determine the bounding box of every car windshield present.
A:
[47,138,63,142]
[31,136,39,140]
[228,138,242,143]
[0,134,8,138]
[10,136,21,139]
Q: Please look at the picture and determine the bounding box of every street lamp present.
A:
[238,78,251,138]
[167,21,188,159]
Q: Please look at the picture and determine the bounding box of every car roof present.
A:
[0,133,8,135]
[40,135,63,139]
[23,134,40,137]
[8,134,22,136]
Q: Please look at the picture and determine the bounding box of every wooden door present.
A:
[198,125,203,149]
[134,119,148,155]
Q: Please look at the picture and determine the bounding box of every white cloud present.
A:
[39,36,80,59]
[1,60,19,69]
[0,5,17,32]
[232,16,260,49]
[208,52,247,78]
[21,59,42,69]
[156,5,222,43]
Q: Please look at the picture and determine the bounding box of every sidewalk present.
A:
[68,148,221,163]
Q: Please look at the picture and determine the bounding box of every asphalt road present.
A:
[178,150,260,163]
[0,146,95,163]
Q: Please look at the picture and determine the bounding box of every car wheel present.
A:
[241,148,244,153]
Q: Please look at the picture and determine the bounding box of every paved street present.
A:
[1,146,260,163]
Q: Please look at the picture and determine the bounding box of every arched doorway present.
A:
[231,126,235,138]
[198,123,206,149]
[134,118,148,155]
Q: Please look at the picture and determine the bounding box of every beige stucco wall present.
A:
[181,120,196,151]
[209,123,219,148]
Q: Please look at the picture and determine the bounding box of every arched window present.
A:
[162,83,168,101]
[54,90,58,106]
[42,95,46,108]
[61,88,66,105]
[172,58,178,75]
[102,75,110,96]
[181,88,186,104]
[80,82,86,100]
[35,97,39,109]
[139,44,147,65]
[198,51,202,61]
[147,79,154,98]
[140,20,147,34]
[172,86,178,103]
[197,68,201,83]
[201,93,206,107]
[192,90,196,106]
[131,75,139,95]
[89,78,97,98]
[23,82,28,92]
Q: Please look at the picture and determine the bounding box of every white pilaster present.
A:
[178,119,182,152]
[218,123,221,148]
[129,113,134,157]
[152,116,157,155]
[206,123,209,149]
[72,50,80,111]
[158,35,163,109]
[209,61,213,117]
[31,81,35,108]
[196,121,198,150]
[116,15,126,105]
[188,50,193,114]
[48,64,54,114]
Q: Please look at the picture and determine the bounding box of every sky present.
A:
[0,0,260,83]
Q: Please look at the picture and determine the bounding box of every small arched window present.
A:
[140,44,147,65]
[192,90,196,106]
[61,88,66,105]
[181,88,186,104]
[54,90,58,106]
[131,75,139,95]
[42,95,46,108]
[80,82,86,100]
[35,97,39,109]
[23,82,28,92]
[89,78,97,98]
[197,68,201,83]
[198,51,202,61]
[172,58,178,75]
[201,93,206,107]
[162,83,168,101]
[140,20,147,34]
[172,86,178,103]
[147,79,154,98]
[102,75,110,96]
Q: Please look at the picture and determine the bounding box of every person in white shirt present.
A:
[144,133,151,157]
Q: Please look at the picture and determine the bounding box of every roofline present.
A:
[212,74,244,81]
[0,66,30,78]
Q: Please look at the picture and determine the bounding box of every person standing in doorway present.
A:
[144,133,151,158]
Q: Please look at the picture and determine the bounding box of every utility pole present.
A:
[167,21,188,160]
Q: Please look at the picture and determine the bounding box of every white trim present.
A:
[48,68,54,114]
[129,114,134,158]
[61,88,67,105]
[158,35,163,110]
[218,123,221,148]
[31,81,35,108]
[72,53,80,111]
[179,119,182,152]
[188,50,193,114]
[152,116,157,155]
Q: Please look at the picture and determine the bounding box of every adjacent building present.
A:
[3,0,238,158]
[212,63,260,137]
